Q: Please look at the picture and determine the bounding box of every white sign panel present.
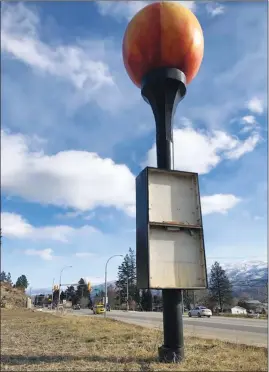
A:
[148,170,202,226]
[149,227,206,288]
[136,167,207,290]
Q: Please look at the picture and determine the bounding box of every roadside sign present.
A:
[136,167,207,289]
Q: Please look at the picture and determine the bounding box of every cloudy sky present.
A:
[1,1,267,289]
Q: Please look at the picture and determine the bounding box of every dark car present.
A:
[73,304,81,310]
[106,304,111,311]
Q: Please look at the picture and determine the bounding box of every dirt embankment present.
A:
[0,283,28,309]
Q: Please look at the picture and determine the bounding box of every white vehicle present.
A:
[188,306,212,318]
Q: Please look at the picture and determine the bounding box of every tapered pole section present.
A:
[142,67,186,363]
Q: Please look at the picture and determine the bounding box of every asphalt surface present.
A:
[69,309,268,347]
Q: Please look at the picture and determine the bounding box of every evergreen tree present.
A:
[76,278,89,300]
[141,289,152,311]
[15,275,29,291]
[153,293,162,310]
[60,290,66,302]
[6,272,12,285]
[141,289,147,310]
[208,262,233,311]
[183,290,193,310]
[116,248,138,305]
[0,271,7,281]
[65,285,76,301]
[147,290,153,311]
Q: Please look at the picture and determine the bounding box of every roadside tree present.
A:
[116,248,140,307]
[0,271,7,281]
[208,262,233,311]
[15,275,29,291]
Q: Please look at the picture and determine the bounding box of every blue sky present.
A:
[1,1,267,290]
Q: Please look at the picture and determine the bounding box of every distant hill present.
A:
[28,260,268,300]
[223,260,267,283]
[222,260,267,301]
[88,261,268,301]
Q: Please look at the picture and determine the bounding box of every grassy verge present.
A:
[1,309,267,371]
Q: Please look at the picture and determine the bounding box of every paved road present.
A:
[70,309,268,347]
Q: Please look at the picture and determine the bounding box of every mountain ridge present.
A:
[28,260,267,296]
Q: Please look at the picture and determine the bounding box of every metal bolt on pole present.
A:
[141,67,187,363]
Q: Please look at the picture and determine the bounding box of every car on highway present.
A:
[93,304,105,314]
[188,306,212,318]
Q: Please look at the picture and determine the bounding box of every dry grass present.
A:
[1,283,27,309]
[1,309,267,371]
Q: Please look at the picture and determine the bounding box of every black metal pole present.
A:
[141,67,186,363]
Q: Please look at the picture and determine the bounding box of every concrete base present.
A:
[158,345,184,363]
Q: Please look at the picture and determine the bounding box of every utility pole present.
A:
[126,277,129,311]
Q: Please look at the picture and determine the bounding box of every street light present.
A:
[122,1,204,364]
[104,255,123,318]
[58,266,72,309]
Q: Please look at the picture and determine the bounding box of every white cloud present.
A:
[75,252,95,258]
[1,212,97,242]
[201,194,241,215]
[239,115,257,134]
[225,133,260,160]
[96,1,196,21]
[206,2,225,17]
[96,1,149,20]
[25,248,54,261]
[1,3,119,110]
[144,123,260,174]
[241,116,256,125]
[1,212,34,238]
[246,97,264,114]
[2,130,135,216]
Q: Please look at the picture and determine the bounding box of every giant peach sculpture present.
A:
[122,1,204,87]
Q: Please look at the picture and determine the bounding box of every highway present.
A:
[70,309,268,347]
